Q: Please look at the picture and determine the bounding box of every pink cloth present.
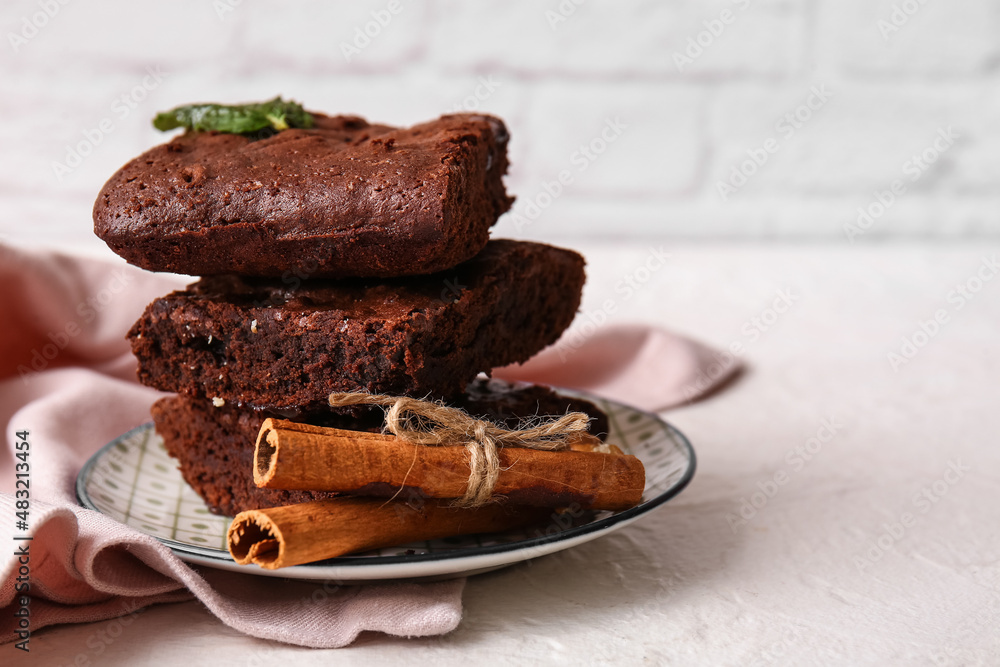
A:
[0,247,739,648]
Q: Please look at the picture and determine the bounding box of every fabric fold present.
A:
[0,247,739,647]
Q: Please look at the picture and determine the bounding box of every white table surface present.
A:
[13,242,1000,666]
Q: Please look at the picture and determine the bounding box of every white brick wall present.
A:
[1,0,998,256]
[819,0,1000,76]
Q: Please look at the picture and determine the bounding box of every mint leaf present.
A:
[153,97,314,134]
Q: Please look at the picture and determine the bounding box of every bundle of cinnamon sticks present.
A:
[227,416,646,569]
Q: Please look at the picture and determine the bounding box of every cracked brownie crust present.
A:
[94,113,513,278]
[129,240,585,410]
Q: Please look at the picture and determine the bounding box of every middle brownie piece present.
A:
[129,240,585,410]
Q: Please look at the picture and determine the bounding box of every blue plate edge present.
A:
[75,399,697,569]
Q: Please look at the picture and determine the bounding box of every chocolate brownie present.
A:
[153,379,609,516]
[129,240,585,410]
[94,113,513,278]
[153,396,336,516]
[461,378,608,436]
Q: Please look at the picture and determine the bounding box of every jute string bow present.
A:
[329,392,591,507]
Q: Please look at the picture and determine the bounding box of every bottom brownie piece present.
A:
[153,379,609,516]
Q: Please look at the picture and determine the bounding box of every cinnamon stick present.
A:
[227,497,549,569]
[254,418,646,511]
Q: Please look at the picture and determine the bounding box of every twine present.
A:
[329,391,591,507]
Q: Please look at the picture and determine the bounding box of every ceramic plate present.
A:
[76,395,695,581]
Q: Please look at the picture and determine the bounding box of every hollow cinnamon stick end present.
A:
[253,420,280,487]
[227,510,285,569]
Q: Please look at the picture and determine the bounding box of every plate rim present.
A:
[76,395,696,578]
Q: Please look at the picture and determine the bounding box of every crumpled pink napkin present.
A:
[0,247,739,648]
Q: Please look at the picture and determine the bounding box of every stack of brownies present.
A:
[93,110,605,518]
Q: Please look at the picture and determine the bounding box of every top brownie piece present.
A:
[93,113,513,278]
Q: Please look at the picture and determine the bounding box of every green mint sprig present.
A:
[153,97,314,134]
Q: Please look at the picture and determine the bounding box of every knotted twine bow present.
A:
[329,392,592,507]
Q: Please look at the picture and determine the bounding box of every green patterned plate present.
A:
[76,395,695,581]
